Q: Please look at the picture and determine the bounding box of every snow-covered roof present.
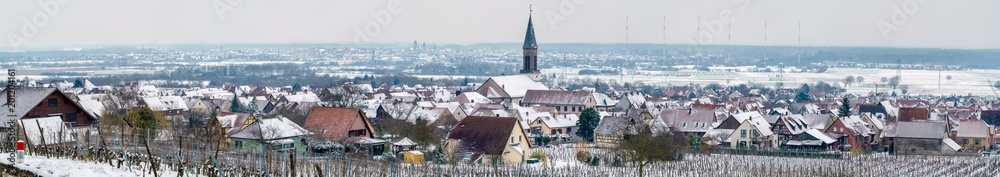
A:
[394,137,417,146]
[592,92,617,107]
[482,75,548,98]
[282,93,321,103]
[229,117,311,140]
[142,97,167,111]
[79,99,105,118]
[746,117,773,136]
[159,96,189,111]
[535,114,579,128]
[805,129,836,144]
[943,138,962,151]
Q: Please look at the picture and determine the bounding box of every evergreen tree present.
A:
[576,108,601,142]
[73,79,83,88]
[838,97,852,117]
[230,96,243,113]
[248,97,259,114]
[292,83,302,91]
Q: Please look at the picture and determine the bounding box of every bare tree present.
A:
[845,76,855,87]
[616,121,688,177]
[322,84,368,108]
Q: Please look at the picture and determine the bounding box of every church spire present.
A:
[520,5,540,76]
[523,6,537,49]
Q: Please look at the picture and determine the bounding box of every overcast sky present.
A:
[2,0,998,49]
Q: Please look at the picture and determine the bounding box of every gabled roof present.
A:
[956,119,990,138]
[479,75,548,98]
[522,90,591,106]
[1,87,60,120]
[229,117,311,140]
[660,108,715,133]
[305,107,374,140]
[885,121,947,139]
[448,116,520,155]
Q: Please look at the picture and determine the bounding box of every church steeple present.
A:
[523,11,537,49]
[520,6,539,75]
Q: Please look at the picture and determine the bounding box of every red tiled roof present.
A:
[305,107,373,140]
[898,107,929,122]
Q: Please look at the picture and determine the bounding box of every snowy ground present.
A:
[543,67,1000,96]
[0,153,202,177]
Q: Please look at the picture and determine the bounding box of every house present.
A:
[444,116,530,165]
[594,116,634,148]
[0,87,97,127]
[475,75,549,104]
[954,119,994,151]
[186,98,211,114]
[211,112,257,144]
[785,129,836,151]
[228,117,312,152]
[614,92,646,111]
[716,112,765,130]
[771,115,810,143]
[592,92,617,112]
[520,90,595,113]
[824,116,873,151]
[304,107,375,142]
[404,106,458,128]
[728,116,778,149]
[141,96,189,116]
[883,121,960,155]
[527,114,579,140]
[660,108,716,136]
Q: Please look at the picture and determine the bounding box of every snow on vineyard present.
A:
[518,147,1000,177]
[0,153,202,177]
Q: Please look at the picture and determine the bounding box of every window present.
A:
[66,113,78,123]
[511,137,514,143]
[301,138,308,146]
[975,139,981,145]
[551,130,556,134]
[962,139,969,144]
[740,130,747,138]
[348,129,366,137]
[682,122,687,127]
[48,98,57,107]
[235,141,243,149]
[567,127,572,132]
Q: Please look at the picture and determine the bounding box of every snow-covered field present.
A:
[544,68,1000,96]
[0,153,201,177]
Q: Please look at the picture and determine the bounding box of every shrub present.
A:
[530,151,547,162]
[576,150,591,163]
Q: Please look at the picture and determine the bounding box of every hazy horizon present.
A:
[3,0,999,49]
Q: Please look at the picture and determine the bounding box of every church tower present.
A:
[520,7,540,81]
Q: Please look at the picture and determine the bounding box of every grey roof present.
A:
[521,90,591,106]
[660,108,715,133]
[0,87,59,123]
[889,121,947,139]
[523,15,537,49]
